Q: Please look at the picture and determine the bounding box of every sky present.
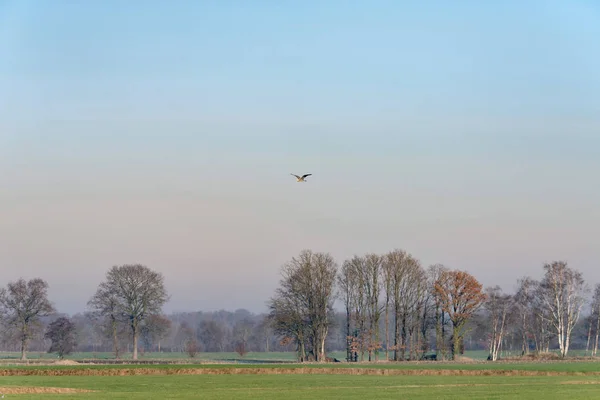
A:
[1,0,599,315]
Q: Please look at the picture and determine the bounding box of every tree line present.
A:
[1,251,598,362]
[267,249,596,362]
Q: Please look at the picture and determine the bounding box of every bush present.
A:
[235,341,248,357]
[185,338,200,358]
[44,317,77,359]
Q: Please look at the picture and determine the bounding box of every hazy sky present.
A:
[1,1,599,315]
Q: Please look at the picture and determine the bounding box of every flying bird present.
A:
[291,173,312,182]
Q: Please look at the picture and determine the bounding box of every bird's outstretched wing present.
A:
[301,174,312,178]
[291,173,301,179]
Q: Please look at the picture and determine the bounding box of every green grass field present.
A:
[2,360,600,399]
[3,373,600,399]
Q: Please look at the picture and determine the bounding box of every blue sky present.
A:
[1,0,599,314]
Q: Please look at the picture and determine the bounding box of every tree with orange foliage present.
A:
[433,270,486,360]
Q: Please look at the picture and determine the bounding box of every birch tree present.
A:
[531,290,552,353]
[538,261,588,357]
[484,286,512,361]
[590,283,600,356]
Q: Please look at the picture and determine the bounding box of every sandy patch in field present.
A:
[219,382,552,391]
[53,360,81,366]
[0,386,95,394]
[453,356,477,363]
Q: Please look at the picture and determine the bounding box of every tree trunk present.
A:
[594,312,600,357]
[394,307,401,361]
[400,314,407,360]
[20,338,27,361]
[488,329,495,360]
[112,318,120,359]
[521,313,528,355]
[133,333,138,360]
[435,305,442,360]
[319,330,327,362]
[408,325,416,361]
[300,340,306,362]
[384,299,389,361]
[452,326,461,360]
[346,307,352,362]
[563,328,571,357]
[368,326,373,362]
[132,320,139,361]
[266,335,269,352]
[586,322,592,355]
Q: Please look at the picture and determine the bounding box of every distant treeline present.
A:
[1,250,599,362]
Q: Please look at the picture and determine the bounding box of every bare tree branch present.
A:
[0,278,55,360]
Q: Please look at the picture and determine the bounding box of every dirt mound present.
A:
[453,356,476,363]
[501,352,563,362]
[0,386,94,394]
[54,360,80,366]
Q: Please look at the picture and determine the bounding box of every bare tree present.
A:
[384,249,423,361]
[591,284,600,356]
[381,257,394,360]
[484,286,513,361]
[538,261,588,357]
[88,284,124,359]
[337,259,357,361]
[235,341,248,357]
[185,337,200,357]
[0,278,55,360]
[268,292,308,361]
[434,270,486,360]
[268,250,338,362]
[140,314,172,352]
[343,254,381,361]
[347,256,368,361]
[584,314,594,356]
[514,276,537,355]
[415,269,435,360]
[252,317,274,352]
[428,264,449,360]
[297,250,338,361]
[363,253,384,361]
[530,290,552,353]
[91,264,169,360]
[198,320,229,352]
[407,267,428,360]
[232,318,255,353]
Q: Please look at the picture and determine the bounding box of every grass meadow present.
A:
[2,351,600,399]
